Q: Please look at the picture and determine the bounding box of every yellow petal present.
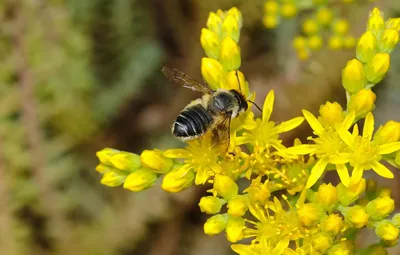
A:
[363,112,374,141]
[329,153,351,164]
[336,164,350,187]
[272,237,290,255]
[306,157,329,188]
[275,117,305,133]
[262,90,275,121]
[352,123,359,137]
[287,144,316,155]
[343,111,356,130]
[163,148,190,158]
[378,142,400,154]
[350,165,364,185]
[235,135,254,145]
[335,124,355,149]
[231,244,258,255]
[302,110,325,135]
[371,161,394,178]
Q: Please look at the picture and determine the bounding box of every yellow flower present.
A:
[207,12,223,35]
[100,170,127,187]
[213,174,239,200]
[303,19,319,35]
[227,195,248,217]
[328,35,343,49]
[335,112,400,185]
[200,28,220,59]
[263,14,279,29]
[321,214,344,236]
[342,58,366,93]
[201,57,224,90]
[222,14,240,42]
[288,110,356,187]
[380,28,399,53]
[297,202,325,226]
[374,120,400,144]
[123,168,158,192]
[386,18,400,32]
[226,70,249,96]
[220,37,241,71]
[343,35,356,48]
[292,36,306,50]
[356,31,377,64]
[161,164,195,192]
[264,1,279,14]
[318,101,344,127]
[333,19,350,35]
[198,196,226,214]
[226,216,245,242]
[367,8,385,37]
[204,214,228,235]
[312,232,333,253]
[337,178,366,205]
[316,7,333,26]
[140,149,173,174]
[347,89,376,119]
[341,205,369,228]
[375,220,399,242]
[308,35,323,50]
[317,183,338,209]
[280,3,297,18]
[365,196,395,220]
[365,53,390,84]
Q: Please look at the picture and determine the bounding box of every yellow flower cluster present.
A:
[95,7,400,255]
[263,0,360,60]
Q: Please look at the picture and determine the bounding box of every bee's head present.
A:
[229,89,248,113]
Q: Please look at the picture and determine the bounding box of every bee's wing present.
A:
[211,113,232,153]
[162,66,214,94]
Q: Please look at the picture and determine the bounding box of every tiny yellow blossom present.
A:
[226,70,248,96]
[226,216,245,242]
[375,220,399,242]
[101,170,127,187]
[328,35,343,49]
[227,195,248,217]
[365,53,390,84]
[263,14,279,29]
[365,196,395,220]
[347,89,376,119]
[318,101,344,127]
[356,31,377,64]
[292,36,307,50]
[312,232,333,253]
[327,243,353,255]
[222,14,240,42]
[199,196,226,214]
[109,150,142,172]
[321,214,344,236]
[380,28,399,53]
[337,179,366,205]
[141,149,173,174]
[96,147,119,166]
[95,164,113,174]
[220,37,241,71]
[161,165,195,192]
[367,8,385,37]
[204,214,228,235]
[317,183,338,209]
[264,1,279,14]
[308,35,323,50]
[303,19,319,35]
[214,174,239,200]
[297,48,310,60]
[342,58,365,93]
[342,205,369,228]
[123,168,158,192]
[333,19,350,35]
[374,120,400,144]
[207,12,223,35]
[227,7,243,28]
[386,18,400,32]
[316,7,333,26]
[200,28,220,59]
[280,3,297,18]
[297,203,325,226]
[201,57,224,90]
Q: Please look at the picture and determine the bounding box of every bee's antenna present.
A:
[235,70,242,92]
[248,100,263,113]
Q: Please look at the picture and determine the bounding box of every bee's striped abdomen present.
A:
[172,105,213,140]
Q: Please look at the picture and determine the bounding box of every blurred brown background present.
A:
[0,0,399,254]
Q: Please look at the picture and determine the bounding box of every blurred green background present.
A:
[0,0,400,254]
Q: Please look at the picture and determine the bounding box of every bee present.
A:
[162,66,260,152]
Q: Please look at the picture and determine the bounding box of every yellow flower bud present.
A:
[333,19,350,35]
[297,203,325,226]
[200,28,220,59]
[161,165,195,192]
[303,19,319,35]
[343,35,356,49]
[316,7,333,26]
[214,174,238,200]
[110,152,141,172]
[327,243,353,255]
[373,121,400,144]
[292,36,306,50]
[100,170,127,187]
[96,148,119,166]
[226,216,245,242]
[317,183,338,209]
[356,31,377,64]
[365,196,395,220]
[312,232,333,253]
[204,214,227,235]
[222,15,240,42]
[123,168,157,192]
[365,53,390,84]
[392,213,400,227]
[227,7,243,29]
[95,164,114,174]
[226,70,248,96]
[367,8,385,37]
[386,18,400,32]
[342,59,366,93]
[337,178,366,206]
[375,221,399,242]
[207,12,223,35]
[198,196,225,214]
[379,29,399,53]
[140,149,173,174]
[220,37,241,71]
[321,214,344,236]
[264,1,279,14]
[319,101,344,126]
[263,15,279,29]
[201,57,224,90]
[342,205,369,228]
[280,3,297,18]
[227,195,248,217]
[308,35,323,50]
[347,89,376,119]
[328,35,343,49]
